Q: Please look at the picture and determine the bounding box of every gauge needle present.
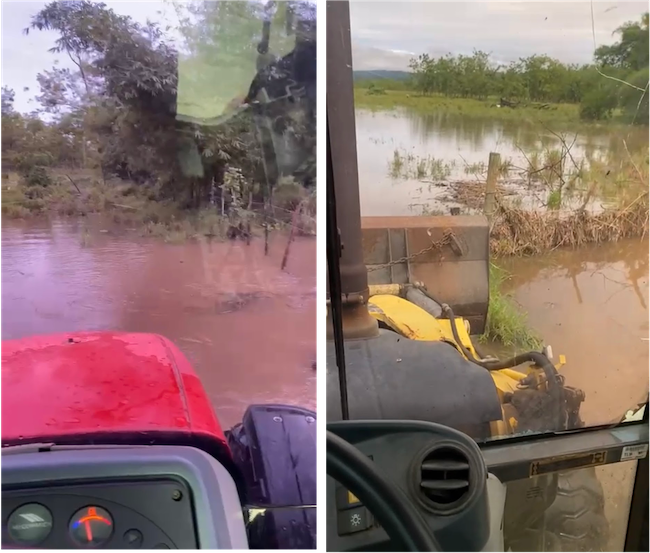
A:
[84,520,92,542]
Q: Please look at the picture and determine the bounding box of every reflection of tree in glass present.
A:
[174,1,314,120]
[154,0,316,205]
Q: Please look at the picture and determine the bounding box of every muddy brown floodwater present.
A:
[500,237,649,427]
[2,218,316,428]
[500,238,648,551]
[356,109,649,216]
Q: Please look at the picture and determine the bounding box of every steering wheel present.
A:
[327,431,441,552]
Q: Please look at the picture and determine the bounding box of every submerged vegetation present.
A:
[439,147,649,256]
[388,150,455,180]
[481,264,542,351]
[384,124,648,221]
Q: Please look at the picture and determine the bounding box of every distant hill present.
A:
[353,70,412,82]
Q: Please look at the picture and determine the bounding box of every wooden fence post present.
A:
[484,152,500,220]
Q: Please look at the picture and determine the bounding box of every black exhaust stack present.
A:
[326,0,378,340]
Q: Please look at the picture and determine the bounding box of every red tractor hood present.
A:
[2,332,227,451]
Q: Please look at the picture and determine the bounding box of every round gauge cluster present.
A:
[5,502,174,548]
[6,503,114,548]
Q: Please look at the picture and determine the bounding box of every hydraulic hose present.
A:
[413,283,442,306]
[441,303,566,430]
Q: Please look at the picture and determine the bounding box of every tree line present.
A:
[360,12,648,123]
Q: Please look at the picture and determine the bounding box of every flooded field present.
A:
[356,108,648,216]
[1,218,316,428]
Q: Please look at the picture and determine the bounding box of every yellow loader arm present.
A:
[368,294,479,358]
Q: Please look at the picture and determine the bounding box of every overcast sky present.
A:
[350,1,648,71]
[1,1,648,112]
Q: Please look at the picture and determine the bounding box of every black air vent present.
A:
[418,445,471,510]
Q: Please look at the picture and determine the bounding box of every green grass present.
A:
[481,263,543,350]
[353,89,629,127]
[546,189,562,210]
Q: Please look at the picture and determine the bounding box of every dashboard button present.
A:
[123,529,143,548]
[337,507,372,535]
[7,503,53,546]
[335,486,362,509]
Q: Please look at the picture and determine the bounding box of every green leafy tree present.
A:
[619,68,649,124]
[27,1,182,187]
[583,12,649,122]
[595,12,649,71]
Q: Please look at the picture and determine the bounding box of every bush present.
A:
[23,166,52,188]
[16,152,54,173]
[579,81,618,121]
[274,176,307,212]
[24,185,46,199]
[367,83,387,95]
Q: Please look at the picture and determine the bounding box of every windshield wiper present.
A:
[324,105,350,420]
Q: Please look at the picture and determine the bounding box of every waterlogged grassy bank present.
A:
[1,170,316,243]
[3,181,225,243]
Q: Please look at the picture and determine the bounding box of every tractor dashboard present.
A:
[326,420,502,552]
[1,445,247,549]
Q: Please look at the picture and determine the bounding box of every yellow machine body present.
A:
[367,290,566,437]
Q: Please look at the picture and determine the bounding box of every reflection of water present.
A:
[499,238,649,427]
[1,218,316,428]
[356,108,648,216]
